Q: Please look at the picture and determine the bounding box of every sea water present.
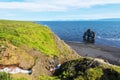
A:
[37,21,120,48]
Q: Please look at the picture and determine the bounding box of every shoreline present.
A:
[66,41,120,66]
[66,41,120,49]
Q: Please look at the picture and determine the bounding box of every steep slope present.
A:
[0,20,79,80]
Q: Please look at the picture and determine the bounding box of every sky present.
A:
[0,0,120,21]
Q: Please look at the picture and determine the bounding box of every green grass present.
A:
[85,67,103,80]
[38,75,60,80]
[0,72,29,80]
[0,20,60,56]
[0,72,13,80]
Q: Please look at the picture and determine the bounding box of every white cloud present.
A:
[53,13,120,20]
[0,0,120,12]
[0,2,64,11]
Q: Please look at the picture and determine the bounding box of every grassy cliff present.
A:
[0,20,60,56]
[0,20,79,80]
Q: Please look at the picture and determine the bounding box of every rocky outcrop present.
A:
[54,57,120,80]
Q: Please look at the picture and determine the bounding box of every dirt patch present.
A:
[0,42,34,70]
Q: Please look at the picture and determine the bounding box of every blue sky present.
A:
[0,0,120,21]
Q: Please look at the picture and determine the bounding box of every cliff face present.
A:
[0,20,79,80]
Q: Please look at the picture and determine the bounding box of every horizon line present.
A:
[1,18,120,21]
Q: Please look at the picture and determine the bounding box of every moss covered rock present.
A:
[54,58,120,80]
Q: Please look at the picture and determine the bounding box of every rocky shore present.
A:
[66,41,120,66]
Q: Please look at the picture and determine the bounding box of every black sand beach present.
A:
[66,41,120,66]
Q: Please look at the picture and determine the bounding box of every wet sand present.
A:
[66,41,120,66]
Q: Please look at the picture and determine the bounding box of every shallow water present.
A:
[37,21,120,48]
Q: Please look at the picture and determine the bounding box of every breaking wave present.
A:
[97,36,120,41]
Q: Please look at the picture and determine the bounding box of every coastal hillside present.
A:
[0,20,79,80]
[0,20,120,80]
